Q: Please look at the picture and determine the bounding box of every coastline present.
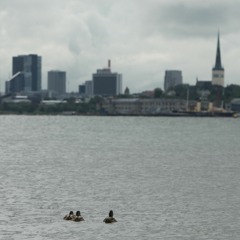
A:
[0,111,238,117]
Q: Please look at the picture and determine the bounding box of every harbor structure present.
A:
[101,98,197,115]
[230,98,240,112]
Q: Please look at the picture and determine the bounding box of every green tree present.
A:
[154,88,163,98]
[224,84,240,103]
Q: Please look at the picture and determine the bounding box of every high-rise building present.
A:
[5,72,24,94]
[85,80,93,97]
[11,54,42,92]
[212,33,224,87]
[164,70,182,91]
[92,60,122,96]
[79,84,86,95]
[47,70,66,95]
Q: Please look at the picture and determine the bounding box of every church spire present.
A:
[212,32,224,87]
[213,32,224,70]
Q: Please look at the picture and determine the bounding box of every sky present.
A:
[1,0,240,93]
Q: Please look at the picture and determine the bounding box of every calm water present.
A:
[0,115,239,239]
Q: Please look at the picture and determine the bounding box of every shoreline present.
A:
[0,111,238,117]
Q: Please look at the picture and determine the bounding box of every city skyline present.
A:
[1,0,240,93]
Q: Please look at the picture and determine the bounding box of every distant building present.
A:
[212,33,224,87]
[85,80,93,97]
[47,70,66,95]
[1,95,31,104]
[41,99,67,105]
[102,98,196,115]
[5,72,24,94]
[92,60,122,96]
[124,87,130,95]
[79,84,86,95]
[230,98,240,112]
[196,79,212,90]
[195,79,212,101]
[6,54,42,94]
[164,70,182,91]
[140,90,154,98]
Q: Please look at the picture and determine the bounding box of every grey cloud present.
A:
[144,2,240,38]
[85,13,109,48]
[1,0,240,92]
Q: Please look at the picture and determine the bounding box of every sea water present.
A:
[0,115,240,239]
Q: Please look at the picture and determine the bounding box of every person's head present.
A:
[109,210,113,217]
[69,211,73,215]
[76,211,81,216]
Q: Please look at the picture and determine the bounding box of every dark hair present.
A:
[109,210,113,217]
[76,211,81,216]
[70,211,73,215]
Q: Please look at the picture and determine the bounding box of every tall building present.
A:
[11,54,42,92]
[48,70,66,95]
[5,72,24,94]
[79,84,86,95]
[85,80,93,97]
[212,33,224,87]
[92,60,122,96]
[164,70,182,91]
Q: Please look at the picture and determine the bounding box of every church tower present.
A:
[212,32,224,87]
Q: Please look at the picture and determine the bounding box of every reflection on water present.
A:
[0,116,240,239]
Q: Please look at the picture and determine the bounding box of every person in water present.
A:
[72,211,84,222]
[63,211,74,220]
[103,210,117,223]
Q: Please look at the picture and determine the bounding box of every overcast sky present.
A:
[1,0,240,93]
